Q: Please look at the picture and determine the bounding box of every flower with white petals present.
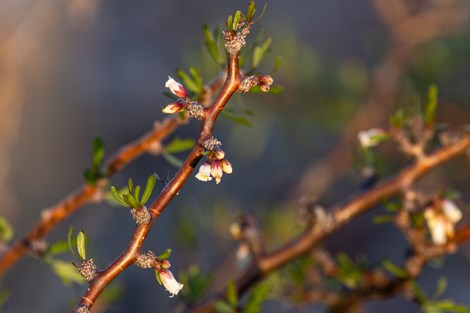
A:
[165,76,188,98]
[424,199,462,245]
[210,160,223,184]
[358,128,388,148]
[195,163,213,182]
[159,269,184,298]
[162,102,184,114]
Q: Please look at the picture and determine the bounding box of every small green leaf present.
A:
[83,168,97,184]
[432,277,447,299]
[127,178,134,194]
[425,84,438,126]
[133,185,141,205]
[179,266,212,305]
[372,215,394,224]
[227,15,233,31]
[158,248,172,260]
[246,1,256,21]
[165,138,195,154]
[382,260,409,278]
[233,10,242,30]
[176,69,200,94]
[412,280,427,304]
[67,226,78,259]
[221,110,253,127]
[141,174,157,206]
[48,259,85,286]
[189,67,203,92]
[244,282,270,313]
[155,269,162,285]
[92,137,105,168]
[214,301,233,313]
[202,25,225,66]
[76,231,87,261]
[110,186,129,207]
[46,240,70,256]
[390,108,405,128]
[252,37,272,68]
[0,216,14,242]
[162,152,184,168]
[252,3,268,23]
[123,194,139,209]
[226,280,238,307]
[273,55,282,73]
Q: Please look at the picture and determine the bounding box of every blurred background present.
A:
[1,0,470,312]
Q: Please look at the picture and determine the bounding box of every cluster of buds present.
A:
[424,199,462,245]
[77,259,97,282]
[162,77,205,120]
[238,75,274,93]
[358,128,389,148]
[195,137,233,184]
[224,20,251,55]
[135,250,184,298]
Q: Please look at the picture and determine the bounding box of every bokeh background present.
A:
[1,0,470,312]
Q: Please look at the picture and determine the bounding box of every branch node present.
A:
[130,206,151,225]
[78,259,97,282]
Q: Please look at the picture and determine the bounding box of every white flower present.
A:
[235,243,251,269]
[210,160,223,184]
[424,200,462,245]
[358,128,387,148]
[162,102,183,114]
[159,269,183,298]
[165,76,187,98]
[195,163,212,182]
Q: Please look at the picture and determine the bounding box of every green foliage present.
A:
[157,248,172,260]
[45,239,70,256]
[221,109,253,127]
[111,174,157,208]
[176,68,204,95]
[382,260,409,278]
[252,37,272,69]
[203,24,225,66]
[162,137,195,168]
[154,269,163,285]
[83,137,105,184]
[390,108,406,128]
[48,259,85,286]
[179,266,212,305]
[424,84,438,126]
[412,279,469,313]
[243,282,270,313]
[226,280,238,307]
[335,253,364,289]
[0,216,14,242]
[67,226,88,261]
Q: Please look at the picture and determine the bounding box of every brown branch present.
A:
[190,134,470,313]
[70,52,242,312]
[0,115,186,274]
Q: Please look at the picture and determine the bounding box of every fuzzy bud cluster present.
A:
[238,75,273,93]
[131,206,151,225]
[78,259,97,282]
[162,77,205,120]
[224,21,250,55]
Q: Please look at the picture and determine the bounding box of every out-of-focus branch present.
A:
[191,134,470,313]
[0,115,187,274]
[290,0,469,200]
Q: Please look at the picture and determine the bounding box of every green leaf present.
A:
[425,84,438,126]
[390,108,405,128]
[46,240,69,256]
[202,25,225,66]
[48,259,85,286]
[226,280,238,307]
[123,194,139,209]
[227,15,233,31]
[92,137,105,169]
[214,301,233,313]
[244,282,270,313]
[165,138,195,154]
[0,216,14,242]
[246,1,256,21]
[162,152,184,168]
[179,266,212,305]
[372,215,394,224]
[76,231,87,261]
[273,55,282,73]
[382,260,409,278]
[252,37,272,68]
[155,269,163,285]
[176,69,200,94]
[67,226,78,259]
[432,277,447,299]
[127,178,134,194]
[221,110,253,127]
[141,174,157,206]
[233,10,242,30]
[158,249,172,260]
[110,186,129,207]
[133,185,141,205]
[412,280,427,304]
[83,168,97,184]
[252,3,268,24]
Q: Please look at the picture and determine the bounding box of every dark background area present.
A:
[1,0,469,312]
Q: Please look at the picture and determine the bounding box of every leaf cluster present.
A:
[111,174,157,209]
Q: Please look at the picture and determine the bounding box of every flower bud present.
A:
[211,160,223,184]
[258,75,273,85]
[358,128,388,148]
[220,159,233,174]
[162,102,183,114]
[213,148,225,160]
[165,76,188,98]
